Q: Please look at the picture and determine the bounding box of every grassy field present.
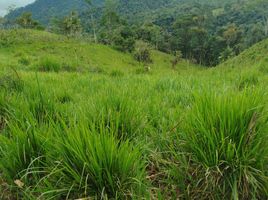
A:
[0,29,268,199]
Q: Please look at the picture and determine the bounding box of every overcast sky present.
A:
[0,0,35,16]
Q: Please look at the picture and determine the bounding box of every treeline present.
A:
[2,0,268,66]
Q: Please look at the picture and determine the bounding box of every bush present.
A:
[133,41,152,64]
[171,90,268,199]
[113,35,135,53]
[38,56,61,72]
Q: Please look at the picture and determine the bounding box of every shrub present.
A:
[171,51,182,68]
[133,41,152,64]
[38,56,61,72]
[171,90,268,199]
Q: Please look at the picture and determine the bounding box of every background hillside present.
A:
[4,0,268,67]
[6,0,245,24]
[219,37,268,69]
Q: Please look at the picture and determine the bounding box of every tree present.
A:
[112,26,135,52]
[50,11,82,36]
[172,15,194,58]
[263,16,268,36]
[101,0,120,34]
[61,11,82,36]
[246,24,265,46]
[219,46,235,62]
[0,17,6,29]
[223,24,241,47]
[16,12,43,30]
[136,23,164,50]
[84,0,98,43]
[97,0,136,53]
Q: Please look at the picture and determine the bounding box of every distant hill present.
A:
[6,0,90,24]
[5,0,242,25]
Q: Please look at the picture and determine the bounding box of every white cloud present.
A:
[0,0,35,16]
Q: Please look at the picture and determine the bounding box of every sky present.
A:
[0,0,35,16]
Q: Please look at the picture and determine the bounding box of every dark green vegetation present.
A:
[3,0,268,66]
[0,29,268,199]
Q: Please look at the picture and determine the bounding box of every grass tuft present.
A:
[171,90,268,199]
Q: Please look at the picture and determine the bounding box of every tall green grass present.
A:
[45,121,147,199]
[1,31,268,199]
[170,90,268,199]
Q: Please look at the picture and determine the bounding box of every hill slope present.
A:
[219,38,268,69]
[0,29,198,74]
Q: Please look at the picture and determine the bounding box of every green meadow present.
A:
[0,29,268,199]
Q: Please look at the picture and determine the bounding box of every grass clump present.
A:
[0,73,24,93]
[90,92,147,140]
[0,94,11,131]
[18,57,31,66]
[0,123,48,197]
[238,72,259,90]
[38,56,61,72]
[259,62,268,74]
[110,69,124,77]
[172,90,268,199]
[46,122,147,199]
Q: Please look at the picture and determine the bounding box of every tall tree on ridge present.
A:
[84,0,98,43]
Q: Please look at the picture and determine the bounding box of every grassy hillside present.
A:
[0,29,199,75]
[219,38,268,70]
[0,29,268,199]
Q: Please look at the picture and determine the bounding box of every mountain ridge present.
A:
[6,0,240,24]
